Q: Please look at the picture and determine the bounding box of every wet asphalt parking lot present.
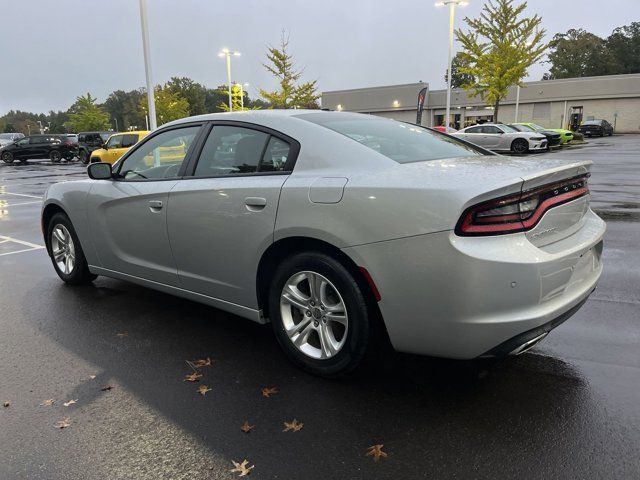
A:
[0,136,639,480]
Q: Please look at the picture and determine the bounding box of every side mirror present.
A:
[88,162,113,180]
[102,143,109,150]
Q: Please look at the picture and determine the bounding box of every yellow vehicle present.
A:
[89,131,150,164]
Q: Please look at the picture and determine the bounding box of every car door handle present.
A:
[244,197,267,211]
[148,200,163,211]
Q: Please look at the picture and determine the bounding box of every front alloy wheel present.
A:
[511,138,529,154]
[280,271,348,360]
[51,224,76,275]
[50,150,62,163]
[47,212,97,284]
[1,151,13,163]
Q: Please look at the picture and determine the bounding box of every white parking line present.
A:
[0,235,45,257]
[0,200,42,207]
[0,191,43,199]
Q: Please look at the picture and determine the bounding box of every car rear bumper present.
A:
[342,209,606,359]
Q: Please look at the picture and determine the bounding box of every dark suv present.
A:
[77,131,112,164]
[0,134,78,164]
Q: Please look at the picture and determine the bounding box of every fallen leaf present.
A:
[116,332,128,337]
[183,372,202,382]
[55,417,71,429]
[240,420,254,433]
[283,419,304,432]
[40,399,55,406]
[261,386,278,398]
[230,459,254,477]
[198,385,212,396]
[63,399,78,407]
[101,385,113,391]
[192,357,212,368]
[88,375,96,380]
[366,444,388,462]
[3,401,9,408]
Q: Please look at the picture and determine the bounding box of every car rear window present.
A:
[582,120,601,125]
[297,113,486,163]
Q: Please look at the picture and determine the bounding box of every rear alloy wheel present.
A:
[269,251,374,377]
[1,151,13,163]
[47,212,97,284]
[50,150,62,163]
[79,150,89,164]
[511,138,529,154]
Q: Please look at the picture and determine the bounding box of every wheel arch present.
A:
[41,202,68,253]
[256,236,383,322]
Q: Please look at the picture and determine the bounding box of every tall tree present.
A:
[544,29,616,79]
[104,89,146,131]
[455,0,547,120]
[165,77,207,115]
[606,22,640,75]
[445,52,476,88]
[66,93,111,132]
[259,33,320,109]
[140,86,189,126]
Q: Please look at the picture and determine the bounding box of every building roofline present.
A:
[323,82,427,95]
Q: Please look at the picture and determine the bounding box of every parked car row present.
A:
[0,130,149,165]
[433,118,611,154]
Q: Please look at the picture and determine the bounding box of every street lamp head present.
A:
[233,51,241,57]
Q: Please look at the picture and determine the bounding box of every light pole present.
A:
[235,82,250,109]
[218,48,241,111]
[436,0,468,128]
[514,85,521,122]
[139,0,157,130]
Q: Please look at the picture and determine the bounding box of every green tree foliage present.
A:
[455,0,547,120]
[140,86,190,126]
[104,89,146,131]
[259,33,320,109]
[544,23,640,80]
[607,22,640,74]
[65,93,111,132]
[446,52,476,88]
[544,29,616,79]
[165,77,207,115]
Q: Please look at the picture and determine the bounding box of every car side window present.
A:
[483,126,501,134]
[465,126,482,134]
[120,134,139,148]
[259,137,291,172]
[193,125,270,177]
[106,135,123,149]
[17,138,29,146]
[117,126,200,181]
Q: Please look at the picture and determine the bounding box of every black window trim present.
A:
[181,120,301,180]
[112,122,207,183]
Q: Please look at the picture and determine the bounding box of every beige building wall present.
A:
[322,74,640,133]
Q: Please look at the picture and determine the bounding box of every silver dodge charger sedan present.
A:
[453,123,548,154]
[42,110,605,377]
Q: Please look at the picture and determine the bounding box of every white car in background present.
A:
[454,123,547,154]
[0,132,25,148]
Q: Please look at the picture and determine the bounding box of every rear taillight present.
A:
[456,174,590,236]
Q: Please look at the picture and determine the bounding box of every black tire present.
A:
[47,212,97,285]
[50,150,62,163]
[79,150,89,164]
[268,251,374,377]
[511,138,529,154]
[1,151,13,164]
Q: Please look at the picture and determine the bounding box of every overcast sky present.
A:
[1,0,638,114]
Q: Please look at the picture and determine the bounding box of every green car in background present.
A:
[514,123,574,144]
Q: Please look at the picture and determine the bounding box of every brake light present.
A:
[456,174,590,236]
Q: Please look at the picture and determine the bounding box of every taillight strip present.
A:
[456,174,590,236]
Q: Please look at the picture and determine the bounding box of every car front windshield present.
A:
[297,113,487,163]
[529,124,546,131]
[514,124,535,132]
